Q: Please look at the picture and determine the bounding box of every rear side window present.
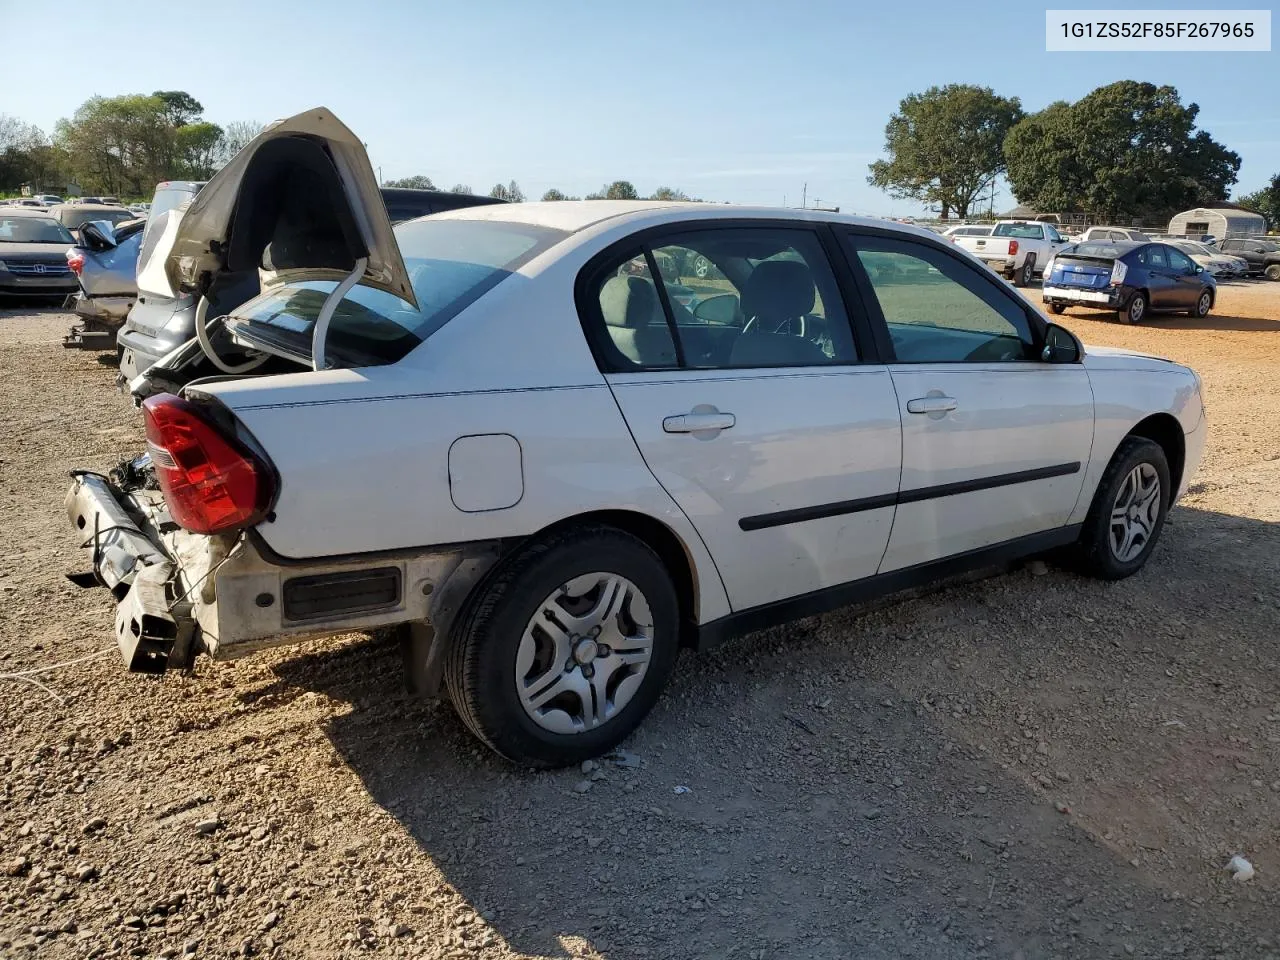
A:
[231,219,568,365]
[1146,246,1167,268]
[585,227,858,371]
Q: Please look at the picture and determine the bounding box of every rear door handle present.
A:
[906,396,957,415]
[663,411,736,434]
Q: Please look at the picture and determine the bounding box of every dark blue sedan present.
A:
[1041,240,1217,324]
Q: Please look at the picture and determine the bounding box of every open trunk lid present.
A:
[137,107,414,308]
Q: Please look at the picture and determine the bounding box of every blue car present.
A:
[1041,240,1216,325]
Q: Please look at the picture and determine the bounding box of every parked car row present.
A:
[60,107,1206,767]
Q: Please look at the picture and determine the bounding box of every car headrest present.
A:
[741,259,815,321]
[599,275,663,329]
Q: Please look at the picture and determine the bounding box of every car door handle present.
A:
[906,396,957,414]
[663,412,736,433]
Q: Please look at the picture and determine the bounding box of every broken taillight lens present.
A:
[142,394,274,535]
[66,250,85,276]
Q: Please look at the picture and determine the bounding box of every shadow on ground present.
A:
[261,505,1279,959]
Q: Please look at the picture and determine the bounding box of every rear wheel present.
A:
[1075,437,1171,580]
[444,525,680,768]
[1119,291,1147,325]
[1014,255,1036,287]
[1265,264,1280,282]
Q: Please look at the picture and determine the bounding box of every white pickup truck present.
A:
[951,220,1070,287]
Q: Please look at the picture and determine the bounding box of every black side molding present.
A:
[697,524,1081,649]
[739,462,1081,531]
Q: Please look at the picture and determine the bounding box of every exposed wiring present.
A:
[0,648,116,707]
[311,257,368,371]
[2,648,115,677]
[194,295,269,375]
[0,673,67,706]
[166,534,243,612]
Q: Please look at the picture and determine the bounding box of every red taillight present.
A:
[142,394,274,535]
[1008,240,1019,256]
[66,250,85,276]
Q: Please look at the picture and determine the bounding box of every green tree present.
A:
[0,116,66,192]
[175,122,223,179]
[1004,81,1241,221]
[586,180,638,200]
[1238,173,1280,229]
[868,84,1023,219]
[650,186,691,201]
[384,174,436,189]
[541,187,578,201]
[488,180,525,201]
[153,91,204,127]
[213,120,265,168]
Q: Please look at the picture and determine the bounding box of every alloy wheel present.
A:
[1197,291,1211,317]
[1109,462,1161,562]
[515,573,654,734]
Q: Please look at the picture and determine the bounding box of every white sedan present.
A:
[65,109,1207,767]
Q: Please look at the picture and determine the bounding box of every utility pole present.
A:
[802,182,807,209]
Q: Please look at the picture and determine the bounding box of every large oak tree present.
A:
[868,84,1024,219]
[1004,81,1240,221]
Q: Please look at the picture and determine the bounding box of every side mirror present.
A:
[1040,322,1081,364]
[692,293,740,325]
[1195,265,1205,274]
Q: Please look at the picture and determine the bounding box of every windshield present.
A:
[148,186,199,226]
[232,218,569,365]
[1176,241,1214,257]
[1069,242,1125,259]
[992,223,1043,239]
[59,208,137,230]
[0,216,75,244]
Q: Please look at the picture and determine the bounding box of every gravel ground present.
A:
[1,284,1279,960]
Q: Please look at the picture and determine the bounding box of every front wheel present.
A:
[444,526,680,768]
[1047,303,1066,315]
[1075,437,1171,580]
[1192,289,1212,318]
[1120,291,1147,324]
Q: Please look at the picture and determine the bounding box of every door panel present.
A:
[607,368,901,610]
[842,231,1096,572]
[881,364,1092,571]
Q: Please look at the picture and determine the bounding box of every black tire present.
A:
[1013,254,1035,287]
[1119,291,1147,325]
[1047,303,1066,315]
[1075,437,1171,580]
[444,525,680,768]
[1191,288,1212,318]
[1265,264,1280,282]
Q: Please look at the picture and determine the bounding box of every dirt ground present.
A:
[1,282,1279,960]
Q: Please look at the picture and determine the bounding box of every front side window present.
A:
[851,236,1035,364]
[1166,247,1195,273]
[590,228,858,371]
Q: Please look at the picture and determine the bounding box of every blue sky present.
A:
[0,0,1275,214]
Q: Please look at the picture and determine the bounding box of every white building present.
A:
[1167,203,1266,239]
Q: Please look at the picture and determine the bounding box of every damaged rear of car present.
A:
[66,107,468,672]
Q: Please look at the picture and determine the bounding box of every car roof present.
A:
[426,199,947,242]
[0,207,59,218]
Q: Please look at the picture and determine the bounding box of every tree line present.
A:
[0,92,262,198]
[869,80,1274,226]
[382,175,698,203]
